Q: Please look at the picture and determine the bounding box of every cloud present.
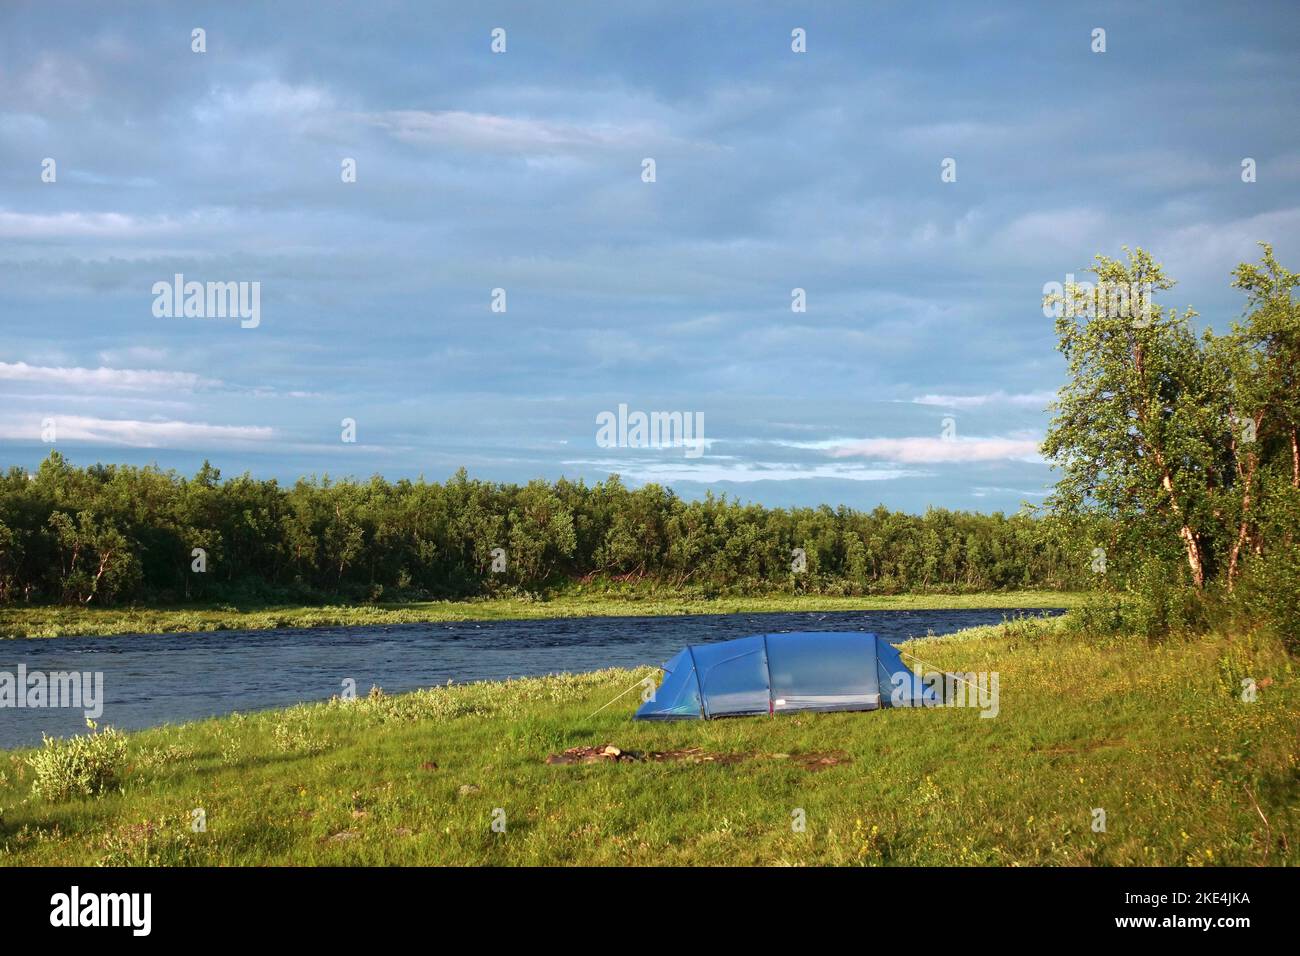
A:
[0,361,217,391]
[564,458,929,483]
[0,415,274,448]
[823,436,1042,464]
[1,52,96,110]
[198,80,336,120]
[911,390,1054,409]
[1157,207,1300,278]
[365,109,675,154]
[971,485,1048,499]
[993,207,1108,251]
[0,210,182,239]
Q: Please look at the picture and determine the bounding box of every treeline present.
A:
[0,453,1086,606]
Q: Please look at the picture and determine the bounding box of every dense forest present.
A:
[0,455,1085,606]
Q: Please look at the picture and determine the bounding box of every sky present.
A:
[1,1,1298,513]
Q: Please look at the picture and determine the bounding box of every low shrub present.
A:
[27,719,128,801]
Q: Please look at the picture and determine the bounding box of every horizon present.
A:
[3,1,1298,513]
[14,447,1054,517]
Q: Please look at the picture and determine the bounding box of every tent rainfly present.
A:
[634,631,935,720]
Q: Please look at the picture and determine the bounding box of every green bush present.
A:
[269,707,328,754]
[1238,544,1300,653]
[27,719,128,801]
[1064,595,1130,636]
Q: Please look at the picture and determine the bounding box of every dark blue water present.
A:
[0,608,1061,748]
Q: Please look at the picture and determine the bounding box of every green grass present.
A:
[1,615,1294,866]
[0,590,1082,638]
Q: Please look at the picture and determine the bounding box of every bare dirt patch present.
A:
[545,744,849,771]
[784,751,852,771]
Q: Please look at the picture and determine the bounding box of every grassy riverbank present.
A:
[0,590,1082,638]
[1,615,1294,866]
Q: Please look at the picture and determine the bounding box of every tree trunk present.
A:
[1158,463,1205,588]
[1226,485,1253,592]
[1227,418,1262,592]
[84,550,112,605]
[1178,525,1205,588]
[1134,338,1205,588]
[1292,428,1299,489]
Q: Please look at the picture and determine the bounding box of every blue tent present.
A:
[634,631,934,720]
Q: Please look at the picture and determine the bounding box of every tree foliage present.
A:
[1043,244,1300,638]
[0,458,1083,606]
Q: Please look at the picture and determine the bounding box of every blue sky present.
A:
[2,1,1297,512]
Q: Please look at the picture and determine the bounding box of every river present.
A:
[0,607,1061,748]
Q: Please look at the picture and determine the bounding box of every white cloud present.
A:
[1158,207,1300,279]
[367,109,660,154]
[994,207,1108,251]
[820,436,1042,464]
[564,458,928,483]
[971,485,1048,499]
[0,210,182,239]
[0,414,273,448]
[196,80,336,121]
[0,361,217,391]
[911,390,1053,409]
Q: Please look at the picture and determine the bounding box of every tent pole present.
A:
[687,645,706,719]
[761,634,775,717]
